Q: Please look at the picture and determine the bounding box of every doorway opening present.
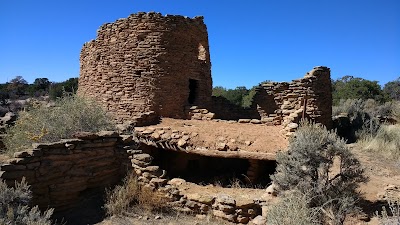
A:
[188,79,198,105]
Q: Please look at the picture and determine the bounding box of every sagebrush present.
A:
[271,120,367,225]
[0,178,53,225]
[3,95,115,155]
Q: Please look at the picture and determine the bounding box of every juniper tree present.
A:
[271,121,367,225]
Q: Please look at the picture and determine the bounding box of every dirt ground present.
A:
[140,118,288,154]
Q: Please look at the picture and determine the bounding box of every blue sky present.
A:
[0,0,399,88]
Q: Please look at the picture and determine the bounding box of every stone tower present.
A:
[78,12,212,123]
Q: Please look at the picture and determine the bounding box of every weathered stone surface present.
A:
[186,193,214,204]
[212,210,237,222]
[132,154,153,163]
[215,194,236,206]
[248,215,266,225]
[168,178,186,186]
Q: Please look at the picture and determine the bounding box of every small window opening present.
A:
[134,70,142,77]
[188,79,198,105]
[198,43,206,61]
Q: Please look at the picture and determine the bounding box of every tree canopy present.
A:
[332,76,387,105]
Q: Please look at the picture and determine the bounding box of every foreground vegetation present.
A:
[269,121,367,224]
[0,178,53,225]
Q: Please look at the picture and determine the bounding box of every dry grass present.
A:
[359,124,400,160]
[267,190,319,225]
[104,174,169,217]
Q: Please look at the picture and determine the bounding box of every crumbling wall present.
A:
[78,12,212,123]
[252,66,332,134]
[0,131,133,211]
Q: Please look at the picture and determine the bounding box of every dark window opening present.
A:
[188,79,198,105]
[134,70,142,77]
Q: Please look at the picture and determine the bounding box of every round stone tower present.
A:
[78,12,212,123]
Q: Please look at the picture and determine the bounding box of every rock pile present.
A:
[188,106,215,120]
[128,149,168,190]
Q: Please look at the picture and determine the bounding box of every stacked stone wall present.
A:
[0,131,272,223]
[78,12,212,123]
[252,66,332,134]
[0,131,132,211]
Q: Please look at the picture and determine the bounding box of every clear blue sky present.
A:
[0,0,399,88]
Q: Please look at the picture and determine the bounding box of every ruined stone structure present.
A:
[0,131,273,223]
[253,66,332,131]
[79,12,212,124]
[78,12,332,131]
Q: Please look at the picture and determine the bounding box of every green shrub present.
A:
[3,95,115,155]
[267,190,319,225]
[271,120,367,225]
[0,178,53,225]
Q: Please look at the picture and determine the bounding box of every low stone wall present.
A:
[0,131,133,211]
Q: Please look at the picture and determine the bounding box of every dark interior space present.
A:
[143,146,276,188]
[188,79,198,105]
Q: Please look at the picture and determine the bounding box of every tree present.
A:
[49,77,78,100]
[332,76,386,105]
[7,76,28,98]
[383,77,400,101]
[27,78,51,97]
[271,121,367,224]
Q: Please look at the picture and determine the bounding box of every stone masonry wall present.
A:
[78,12,212,123]
[252,66,332,135]
[0,131,133,211]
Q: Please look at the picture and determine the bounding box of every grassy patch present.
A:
[359,124,400,160]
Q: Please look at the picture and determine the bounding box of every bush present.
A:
[0,178,53,224]
[333,99,381,142]
[359,124,400,160]
[267,190,319,225]
[3,95,115,155]
[271,121,367,224]
[104,174,169,216]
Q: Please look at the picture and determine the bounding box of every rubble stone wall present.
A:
[78,12,212,123]
[0,131,133,211]
[252,66,332,132]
